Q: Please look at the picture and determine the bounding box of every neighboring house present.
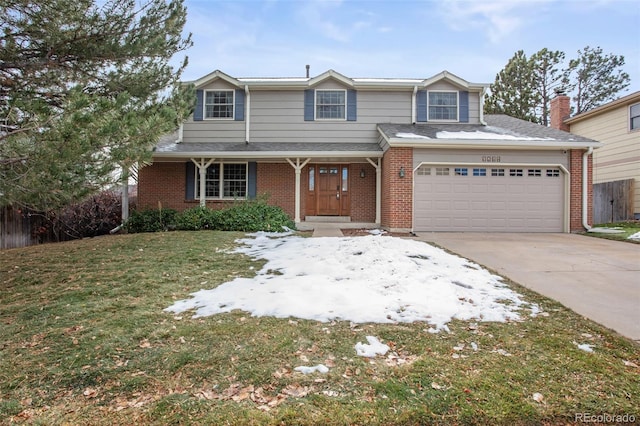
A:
[561,91,640,220]
[138,69,601,233]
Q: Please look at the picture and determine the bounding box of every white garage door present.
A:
[413,165,565,232]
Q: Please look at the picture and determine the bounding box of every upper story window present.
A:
[630,103,640,131]
[428,91,458,121]
[316,90,346,120]
[205,90,234,119]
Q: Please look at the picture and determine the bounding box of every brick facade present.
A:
[137,162,193,211]
[381,147,413,231]
[550,94,594,232]
[346,163,376,222]
[139,148,591,232]
[569,149,593,231]
[137,161,377,223]
[256,163,296,219]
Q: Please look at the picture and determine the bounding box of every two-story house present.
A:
[138,69,601,233]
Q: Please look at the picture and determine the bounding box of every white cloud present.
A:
[438,0,547,43]
[294,0,381,43]
[296,0,350,42]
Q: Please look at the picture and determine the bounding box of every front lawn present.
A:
[1,231,638,425]
[586,221,640,243]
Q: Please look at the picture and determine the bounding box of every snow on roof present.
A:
[436,130,555,141]
[165,232,538,330]
[395,132,431,139]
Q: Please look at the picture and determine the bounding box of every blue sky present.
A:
[178,0,639,95]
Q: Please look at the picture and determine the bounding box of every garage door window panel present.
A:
[492,168,505,176]
[510,169,523,177]
[417,166,431,176]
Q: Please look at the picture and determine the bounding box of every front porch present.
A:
[296,216,379,237]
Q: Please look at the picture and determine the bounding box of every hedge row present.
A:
[125,200,295,233]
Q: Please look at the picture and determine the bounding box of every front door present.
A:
[317,165,341,215]
[307,164,350,216]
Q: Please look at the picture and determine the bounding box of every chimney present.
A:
[305,64,310,78]
[550,90,570,132]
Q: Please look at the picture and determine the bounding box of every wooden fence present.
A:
[0,206,45,249]
[593,179,635,224]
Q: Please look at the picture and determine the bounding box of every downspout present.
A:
[583,147,593,231]
[245,85,251,143]
[411,86,417,124]
[479,87,487,125]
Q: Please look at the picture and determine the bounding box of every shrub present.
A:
[126,199,294,233]
[26,190,130,243]
[211,200,295,232]
[176,206,216,231]
[126,207,178,233]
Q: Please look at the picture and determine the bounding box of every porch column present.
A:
[121,166,129,222]
[191,158,215,207]
[286,158,311,223]
[366,158,381,224]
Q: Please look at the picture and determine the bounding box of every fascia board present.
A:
[308,69,355,88]
[565,91,640,124]
[387,138,603,150]
[190,70,242,88]
[152,150,384,159]
[420,70,488,91]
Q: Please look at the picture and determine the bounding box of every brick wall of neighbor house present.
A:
[137,163,192,211]
[569,149,593,231]
[257,163,296,219]
[381,148,413,231]
[349,163,377,222]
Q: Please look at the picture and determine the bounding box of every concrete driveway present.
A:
[416,233,640,342]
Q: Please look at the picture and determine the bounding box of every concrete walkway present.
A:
[416,233,640,341]
[296,221,377,237]
[311,224,344,237]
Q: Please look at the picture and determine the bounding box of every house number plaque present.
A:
[481,155,501,163]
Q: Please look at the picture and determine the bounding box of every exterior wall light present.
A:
[399,166,405,178]
[360,168,366,178]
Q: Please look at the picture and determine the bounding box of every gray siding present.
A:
[184,87,412,144]
[183,78,481,144]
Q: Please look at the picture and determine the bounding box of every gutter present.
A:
[245,85,251,143]
[479,87,487,125]
[583,147,593,231]
[411,86,418,124]
[152,150,384,159]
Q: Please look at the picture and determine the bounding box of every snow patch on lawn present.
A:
[165,233,537,330]
[355,336,390,358]
[627,231,640,241]
[294,364,329,374]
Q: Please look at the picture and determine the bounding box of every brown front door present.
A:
[317,165,341,215]
[307,164,350,216]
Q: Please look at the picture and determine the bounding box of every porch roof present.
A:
[152,134,383,159]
